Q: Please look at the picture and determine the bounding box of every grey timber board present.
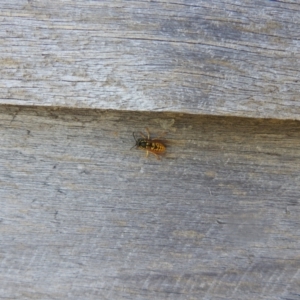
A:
[0,105,300,299]
[1,0,300,120]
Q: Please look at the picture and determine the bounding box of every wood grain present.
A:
[1,0,300,120]
[0,105,299,299]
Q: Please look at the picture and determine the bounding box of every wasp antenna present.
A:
[132,132,137,141]
[131,132,137,150]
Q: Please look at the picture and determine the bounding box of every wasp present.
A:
[131,128,166,159]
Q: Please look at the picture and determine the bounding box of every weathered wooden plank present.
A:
[1,1,300,120]
[0,105,299,299]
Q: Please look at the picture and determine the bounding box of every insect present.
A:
[131,128,166,159]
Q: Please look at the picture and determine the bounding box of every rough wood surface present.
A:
[0,105,300,299]
[1,0,300,120]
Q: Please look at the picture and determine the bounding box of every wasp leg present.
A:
[139,132,147,139]
[149,151,160,160]
[145,127,150,139]
[155,153,161,160]
[146,150,149,158]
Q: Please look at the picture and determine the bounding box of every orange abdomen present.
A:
[148,142,166,153]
